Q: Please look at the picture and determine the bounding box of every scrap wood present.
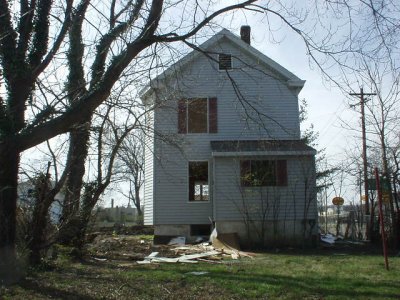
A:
[221,248,255,258]
[177,250,221,261]
[197,258,222,264]
[144,252,159,260]
[93,257,107,261]
[137,250,220,264]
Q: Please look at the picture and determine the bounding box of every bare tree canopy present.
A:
[1,0,399,279]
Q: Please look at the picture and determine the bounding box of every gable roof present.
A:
[140,28,305,100]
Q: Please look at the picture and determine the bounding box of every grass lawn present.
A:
[1,244,399,299]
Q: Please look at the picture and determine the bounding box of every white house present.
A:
[141,27,317,247]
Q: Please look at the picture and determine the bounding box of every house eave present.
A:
[212,150,316,157]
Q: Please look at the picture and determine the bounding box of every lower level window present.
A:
[189,161,209,201]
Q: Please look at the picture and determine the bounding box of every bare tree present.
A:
[117,131,145,217]
[0,0,266,268]
[1,0,398,275]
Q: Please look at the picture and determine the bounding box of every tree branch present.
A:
[33,0,74,78]
[28,0,53,68]
[0,0,18,86]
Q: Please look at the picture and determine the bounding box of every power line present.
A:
[349,87,376,239]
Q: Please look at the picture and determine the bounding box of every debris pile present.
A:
[86,235,152,261]
[137,241,255,264]
[86,229,255,264]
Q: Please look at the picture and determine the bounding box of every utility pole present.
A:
[350,88,376,239]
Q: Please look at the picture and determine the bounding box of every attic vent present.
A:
[218,54,232,70]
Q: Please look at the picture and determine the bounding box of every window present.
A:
[240,160,287,187]
[219,54,232,70]
[190,224,212,236]
[178,98,217,134]
[188,98,207,133]
[189,161,209,201]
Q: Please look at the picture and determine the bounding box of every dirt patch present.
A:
[86,235,153,261]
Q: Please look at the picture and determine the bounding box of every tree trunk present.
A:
[29,199,52,265]
[0,141,21,283]
[73,184,100,251]
[61,123,91,222]
[135,186,142,216]
[29,178,54,265]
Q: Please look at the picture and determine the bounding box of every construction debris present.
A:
[136,244,254,264]
[168,236,186,245]
[320,234,336,245]
[86,230,255,265]
[137,250,221,264]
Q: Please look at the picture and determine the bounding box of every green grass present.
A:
[2,250,400,299]
[119,253,400,299]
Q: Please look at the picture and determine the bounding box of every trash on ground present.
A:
[320,234,336,244]
[185,271,209,275]
[168,236,186,245]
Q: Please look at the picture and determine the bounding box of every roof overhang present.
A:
[210,140,316,157]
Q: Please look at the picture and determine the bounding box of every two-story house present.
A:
[141,27,317,247]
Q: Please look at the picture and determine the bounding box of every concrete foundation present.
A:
[154,219,318,247]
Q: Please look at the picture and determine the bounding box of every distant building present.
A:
[95,205,140,224]
[18,181,64,222]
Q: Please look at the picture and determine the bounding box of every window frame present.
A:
[178,97,217,134]
[188,160,210,203]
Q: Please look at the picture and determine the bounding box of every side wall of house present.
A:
[213,155,318,245]
[151,37,308,226]
[213,155,317,221]
[143,110,154,225]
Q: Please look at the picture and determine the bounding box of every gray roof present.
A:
[210,140,315,153]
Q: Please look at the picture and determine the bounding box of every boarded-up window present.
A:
[178,98,217,134]
[240,160,287,187]
[219,54,232,70]
[188,98,207,133]
[189,161,209,201]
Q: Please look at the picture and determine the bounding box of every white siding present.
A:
[152,39,301,140]
[143,111,154,225]
[147,37,314,226]
[213,156,317,222]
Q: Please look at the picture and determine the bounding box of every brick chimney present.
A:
[240,25,251,45]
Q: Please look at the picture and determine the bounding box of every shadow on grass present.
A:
[120,262,400,299]
[19,279,97,300]
[13,252,399,299]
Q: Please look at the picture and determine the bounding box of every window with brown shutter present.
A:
[240,159,287,187]
[177,97,218,134]
[188,98,207,133]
